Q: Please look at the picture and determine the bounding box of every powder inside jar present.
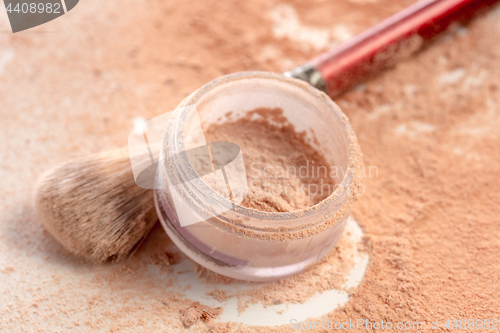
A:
[204,107,337,213]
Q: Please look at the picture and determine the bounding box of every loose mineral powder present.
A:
[5,1,500,332]
[155,71,363,282]
[205,107,337,213]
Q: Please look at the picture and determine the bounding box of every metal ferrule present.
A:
[284,65,327,95]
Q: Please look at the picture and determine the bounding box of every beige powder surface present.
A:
[1,0,500,332]
[205,107,337,213]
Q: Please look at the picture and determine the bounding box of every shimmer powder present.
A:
[205,107,338,213]
[155,71,363,282]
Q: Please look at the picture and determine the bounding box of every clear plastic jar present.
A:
[155,71,363,282]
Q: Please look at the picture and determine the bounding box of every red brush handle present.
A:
[287,0,500,98]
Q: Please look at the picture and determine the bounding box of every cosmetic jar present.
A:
[155,71,363,282]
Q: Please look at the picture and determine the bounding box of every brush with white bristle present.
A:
[32,149,157,262]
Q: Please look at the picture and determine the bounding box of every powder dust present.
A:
[2,0,500,332]
[179,302,223,327]
[205,107,337,213]
[193,232,357,312]
[135,8,500,331]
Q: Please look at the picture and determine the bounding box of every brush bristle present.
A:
[32,149,158,262]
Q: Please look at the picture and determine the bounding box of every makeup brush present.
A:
[32,0,498,262]
[32,149,157,262]
[286,0,500,96]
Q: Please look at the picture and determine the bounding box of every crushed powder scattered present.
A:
[179,302,223,327]
[2,0,500,332]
